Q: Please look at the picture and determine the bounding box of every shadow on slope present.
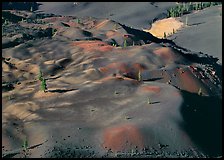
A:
[179,90,222,157]
[121,24,221,72]
[120,24,176,45]
[2,2,40,11]
[48,88,78,93]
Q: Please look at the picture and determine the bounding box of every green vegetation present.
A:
[164,32,167,39]
[114,24,118,30]
[76,18,80,24]
[8,94,15,100]
[52,28,57,37]
[125,115,131,120]
[123,39,127,48]
[22,137,28,151]
[148,97,152,104]
[38,69,47,92]
[5,57,11,61]
[198,87,202,96]
[41,78,47,92]
[167,2,222,18]
[138,70,141,81]
[114,91,119,95]
[185,15,188,26]
[4,19,8,25]
[131,149,135,156]
[22,137,29,158]
[38,69,43,81]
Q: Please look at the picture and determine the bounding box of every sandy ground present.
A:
[2,3,222,158]
[143,17,184,38]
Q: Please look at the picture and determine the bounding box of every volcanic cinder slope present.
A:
[37,2,178,29]
[2,3,222,158]
[170,5,222,65]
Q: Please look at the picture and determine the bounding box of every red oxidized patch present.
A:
[102,124,144,152]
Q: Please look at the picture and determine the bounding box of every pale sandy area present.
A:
[144,17,184,38]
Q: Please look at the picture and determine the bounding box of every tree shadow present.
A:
[48,88,78,93]
[188,22,206,26]
[143,77,163,82]
[149,101,160,105]
[179,90,222,157]
[120,23,176,45]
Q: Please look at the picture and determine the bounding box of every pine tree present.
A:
[38,69,43,81]
[40,78,47,92]
[76,18,80,24]
[38,69,47,92]
[198,87,202,96]
[123,39,127,48]
[148,97,152,104]
[185,16,188,26]
[164,32,167,39]
[138,70,141,81]
[114,24,117,30]
[23,137,28,151]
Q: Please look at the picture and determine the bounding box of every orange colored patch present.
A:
[106,62,123,69]
[172,91,181,97]
[97,75,139,85]
[33,90,58,99]
[119,63,130,73]
[72,41,113,52]
[98,62,130,74]
[94,19,110,30]
[98,75,127,83]
[106,30,117,37]
[64,21,79,27]
[98,62,147,80]
[139,85,161,93]
[42,17,72,23]
[179,69,202,93]
[102,124,144,152]
[132,63,147,72]
[98,67,109,73]
[154,47,173,61]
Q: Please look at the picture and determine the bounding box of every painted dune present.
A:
[2,2,222,158]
